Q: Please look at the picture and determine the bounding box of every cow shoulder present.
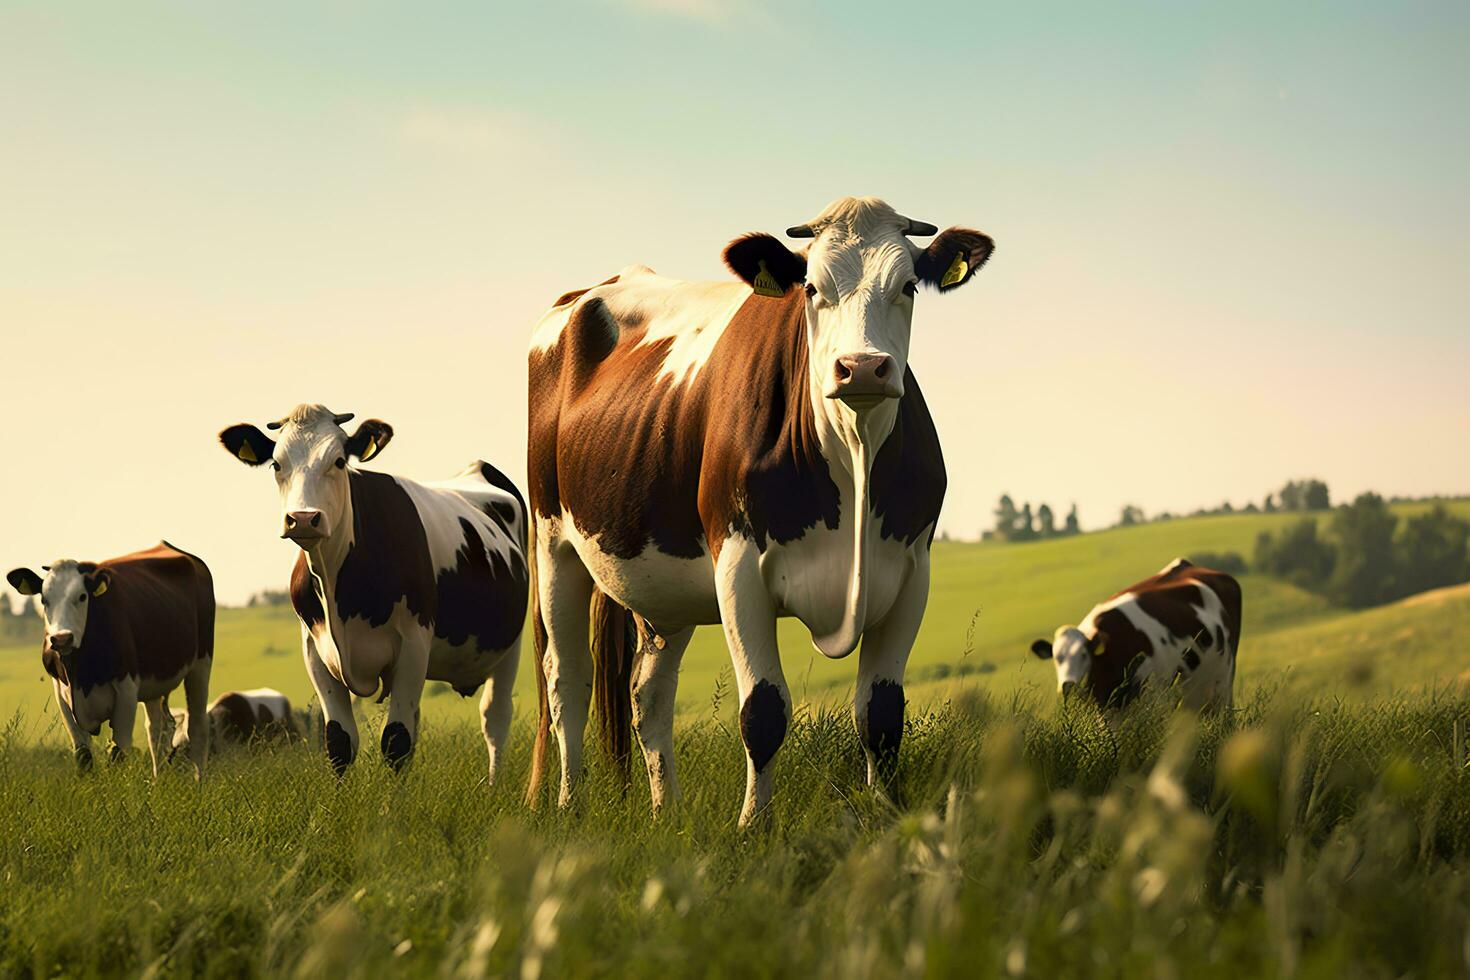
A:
[1087,606,1154,706]
[870,367,947,546]
[335,471,438,629]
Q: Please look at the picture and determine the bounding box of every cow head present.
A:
[724,196,993,426]
[6,560,113,660]
[1031,627,1106,698]
[219,403,393,549]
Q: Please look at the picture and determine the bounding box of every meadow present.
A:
[3,503,1470,977]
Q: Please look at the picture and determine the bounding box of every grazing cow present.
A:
[1030,558,1241,710]
[6,542,214,775]
[170,687,300,754]
[219,404,528,776]
[526,196,994,823]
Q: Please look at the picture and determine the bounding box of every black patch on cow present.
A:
[325,720,354,775]
[211,693,259,743]
[870,368,946,545]
[1215,624,1226,653]
[290,554,325,630]
[433,518,529,653]
[863,680,905,785]
[738,680,788,773]
[1183,648,1202,670]
[477,461,526,518]
[334,471,437,629]
[381,721,412,771]
[722,233,808,294]
[74,745,93,771]
[1087,610,1154,708]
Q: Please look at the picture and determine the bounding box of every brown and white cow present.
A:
[1030,558,1242,710]
[170,687,300,754]
[6,542,214,775]
[219,404,528,777]
[526,197,994,823]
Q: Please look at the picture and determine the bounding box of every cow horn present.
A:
[333,412,355,425]
[903,218,939,237]
[786,224,816,239]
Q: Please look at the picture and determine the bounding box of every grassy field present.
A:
[3,504,1470,976]
[2,501,1467,744]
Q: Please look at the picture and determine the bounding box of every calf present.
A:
[1030,559,1241,710]
[170,687,300,754]
[7,542,214,774]
[220,404,528,776]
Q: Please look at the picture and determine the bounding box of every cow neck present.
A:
[300,472,359,621]
[803,312,901,660]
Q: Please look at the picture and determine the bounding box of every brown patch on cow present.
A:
[290,553,325,630]
[41,543,214,695]
[529,281,945,561]
[1087,609,1153,707]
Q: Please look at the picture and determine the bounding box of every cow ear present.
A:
[1030,639,1053,660]
[345,419,394,463]
[723,233,807,297]
[220,425,276,467]
[6,568,43,596]
[88,569,112,597]
[915,227,994,292]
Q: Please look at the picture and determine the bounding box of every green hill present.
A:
[3,500,1467,743]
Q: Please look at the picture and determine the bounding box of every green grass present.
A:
[5,691,1470,976]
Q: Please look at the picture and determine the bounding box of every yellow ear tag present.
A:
[238,442,257,464]
[1093,635,1107,657]
[752,260,784,297]
[940,251,968,288]
[92,577,108,597]
[359,438,378,462]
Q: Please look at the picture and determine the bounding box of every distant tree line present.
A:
[247,589,292,608]
[1115,478,1334,528]
[0,593,40,642]
[987,495,1081,542]
[1255,494,1470,608]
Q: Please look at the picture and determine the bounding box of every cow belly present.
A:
[562,515,720,630]
[427,639,508,691]
[137,665,193,702]
[761,530,915,640]
[64,685,117,735]
[1139,639,1234,707]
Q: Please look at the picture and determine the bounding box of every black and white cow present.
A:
[219,404,529,776]
[7,542,214,775]
[170,687,300,754]
[526,197,994,822]
[1030,559,1242,710]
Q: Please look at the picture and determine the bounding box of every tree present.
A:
[1064,504,1080,536]
[1304,480,1331,511]
[993,494,1019,541]
[1255,519,1335,589]
[1279,479,1331,512]
[1327,492,1398,608]
[1015,503,1036,541]
[1119,504,1145,527]
[1394,506,1470,598]
[1037,503,1055,538]
[1263,494,1276,513]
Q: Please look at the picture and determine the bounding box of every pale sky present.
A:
[2,1,1467,604]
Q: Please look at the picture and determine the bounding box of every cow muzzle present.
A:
[1061,680,1079,699]
[828,352,902,408]
[283,509,329,542]
[46,630,75,655]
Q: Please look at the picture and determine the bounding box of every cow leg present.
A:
[181,657,211,778]
[142,698,172,777]
[854,548,929,797]
[382,629,430,772]
[632,625,692,813]
[53,679,92,771]
[538,529,596,807]
[108,677,140,764]
[303,630,358,774]
[479,643,519,784]
[715,537,789,827]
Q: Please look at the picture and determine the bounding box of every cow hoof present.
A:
[74,747,93,772]
[381,722,412,772]
[108,743,125,764]
[325,720,355,775]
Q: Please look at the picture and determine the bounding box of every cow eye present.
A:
[335,457,346,469]
[41,598,49,608]
[78,594,87,604]
[804,283,817,299]
[902,280,918,297]
[269,460,281,473]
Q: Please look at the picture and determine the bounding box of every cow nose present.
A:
[47,630,75,653]
[1061,681,1078,699]
[830,352,901,404]
[283,510,328,541]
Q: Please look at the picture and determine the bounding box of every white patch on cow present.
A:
[1048,626,1093,693]
[558,509,719,630]
[35,562,93,648]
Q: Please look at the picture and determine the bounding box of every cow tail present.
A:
[589,589,637,783]
[525,515,553,808]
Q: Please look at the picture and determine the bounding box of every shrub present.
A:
[1188,551,1248,576]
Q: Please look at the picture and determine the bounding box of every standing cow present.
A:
[6,542,214,776]
[1030,558,1241,710]
[219,404,528,777]
[526,196,994,823]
